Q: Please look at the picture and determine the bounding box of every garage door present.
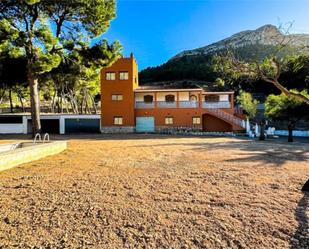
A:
[27,119,60,134]
[65,119,100,133]
[136,117,155,133]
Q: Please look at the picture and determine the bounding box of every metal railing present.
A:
[135,102,154,109]
[157,101,177,108]
[135,101,199,109]
[33,133,42,144]
[179,101,199,108]
[134,101,232,109]
[43,133,50,143]
[207,108,245,128]
[203,101,231,109]
[33,133,51,144]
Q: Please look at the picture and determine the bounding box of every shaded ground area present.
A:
[0,134,308,248]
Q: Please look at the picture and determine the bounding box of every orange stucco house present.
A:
[100,54,245,133]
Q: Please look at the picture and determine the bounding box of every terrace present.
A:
[134,89,233,109]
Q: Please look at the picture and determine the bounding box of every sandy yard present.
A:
[0,134,308,248]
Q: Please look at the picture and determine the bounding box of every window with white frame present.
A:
[165,117,173,125]
[106,72,116,80]
[119,71,129,80]
[192,117,201,124]
[111,94,123,101]
[114,116,123,125]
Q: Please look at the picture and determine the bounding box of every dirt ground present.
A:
[0,134,308,248]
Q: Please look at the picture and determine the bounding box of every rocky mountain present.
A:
[171,25,309,61]
[139,25,309,85]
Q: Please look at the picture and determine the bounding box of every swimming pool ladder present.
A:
[43,133,50,143]
[33,133,42,144]
[33,133,50,144]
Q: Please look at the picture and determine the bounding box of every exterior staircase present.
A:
[207,108,245,129]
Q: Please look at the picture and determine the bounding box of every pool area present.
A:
[0,141,67,172]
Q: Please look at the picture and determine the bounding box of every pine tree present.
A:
[0,0,120,134]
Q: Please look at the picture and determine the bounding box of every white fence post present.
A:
[59,117,65,134]
[22,116,27,134]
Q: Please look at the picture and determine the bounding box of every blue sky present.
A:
[102,0,309,70]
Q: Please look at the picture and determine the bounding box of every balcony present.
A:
[135,102,154,109]
[179,101,199,108]
[203,101,231,109]
[135,100,231,109]
[157,101,177,108]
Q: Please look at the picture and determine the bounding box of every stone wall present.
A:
[100,126,135,133]
[155,126,235,136]
[155,126,202,134]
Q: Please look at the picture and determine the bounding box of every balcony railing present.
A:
[135,101,231,109]
[135,102,154,109]
[179,101,199,108]
[157,101,177,108]
[203,101,231,109]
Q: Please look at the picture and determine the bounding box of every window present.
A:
[192,117,201,125]
[143,95,153,103]
[165,117,173,125]
[165,94,175,103]
[119,71,129,80]
[114,117,123,125]
[190,95,198,102]
[219,94,229,101]
[111,94,123,101]
[106,72,116,80]
[205,95,219,102]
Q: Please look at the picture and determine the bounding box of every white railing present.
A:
[207,108,245,128]
[134,101,231,109]
[135,102,154,109]
[43,133,50,143]
[135,101,199,109]
[33,133,42,144]
[203,101,231,109]
[179,101,199,108]
[157,101,177,108]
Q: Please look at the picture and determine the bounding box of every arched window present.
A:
[165,94,175,103]
[144,95,153,103]
[190,95,197,102]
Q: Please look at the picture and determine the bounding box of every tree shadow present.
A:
[208,140,308,166]
[1,134,308,167]
[131,139,309,167]
[222,145,308,167]
[290,192,309,248]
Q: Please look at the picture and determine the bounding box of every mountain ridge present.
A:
[139,24,309,88]
[170,24,309,61]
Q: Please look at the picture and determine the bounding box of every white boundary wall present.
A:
[274,130,309,137]
[0,124,24,134]
[0,116,27,134]
[0,114,100,134]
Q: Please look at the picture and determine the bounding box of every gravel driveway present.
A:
[0,134,308,248]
